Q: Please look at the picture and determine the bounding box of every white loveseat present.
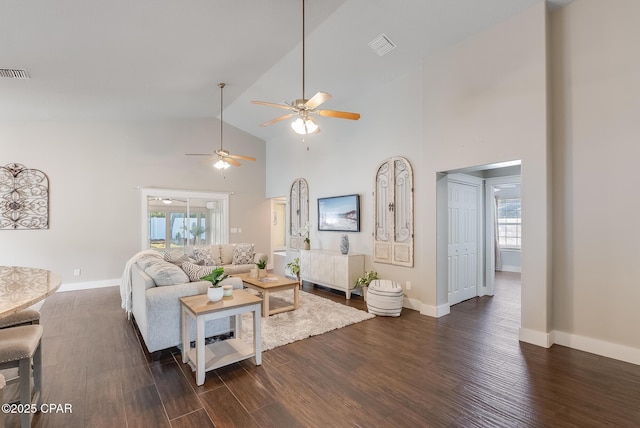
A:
[129,244,267,353]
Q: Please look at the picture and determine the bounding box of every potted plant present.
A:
[302,223,311,250]
[200,267,229,302]
[286,257,301,288]
[256,259,267,278]
[355,271,378,301]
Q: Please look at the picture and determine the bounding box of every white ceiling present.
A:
[0,0,567,139]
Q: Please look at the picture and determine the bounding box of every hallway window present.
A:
[497,198,521,249]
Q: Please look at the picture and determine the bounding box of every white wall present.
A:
[551,0,640,354]
[0,118,269,286]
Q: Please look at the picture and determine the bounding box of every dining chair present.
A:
[0,309,40,329]
[0,325,43,428]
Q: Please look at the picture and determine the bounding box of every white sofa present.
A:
[130,244,267,353]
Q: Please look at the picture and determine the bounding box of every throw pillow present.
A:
[192,245,222,266]
[220,244,234,265]
[181,261,220,282]
[233,243,255,265]
[144,262,189,286]
[136,253,164,270]
[162,249,191,265]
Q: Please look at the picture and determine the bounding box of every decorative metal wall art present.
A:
[0,163,49,230]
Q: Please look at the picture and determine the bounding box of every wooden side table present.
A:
[180,290,262,386]
[234,273,300,317]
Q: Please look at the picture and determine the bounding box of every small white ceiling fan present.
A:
[186,83,256,169]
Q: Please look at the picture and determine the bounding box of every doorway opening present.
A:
[438,161,522,312]
[270,196,287,276]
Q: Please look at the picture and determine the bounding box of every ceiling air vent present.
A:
[368,34,396,56]
[0,69,30,79]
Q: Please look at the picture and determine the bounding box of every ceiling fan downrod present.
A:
[301,0,306,102]
[219,82,225,151]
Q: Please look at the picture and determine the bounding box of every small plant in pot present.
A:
[355,271,378,301]
[256,259,267,278]
[286,257,301,288]
[302,223,311,250]
[201,267,229,302]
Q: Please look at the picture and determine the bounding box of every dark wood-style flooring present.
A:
[6,271,639,427]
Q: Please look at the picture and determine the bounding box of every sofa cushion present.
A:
[220,244,234,265]
[144,262,189,286]
[192,245,222,266]
[181,261,221,282]
[233,243,255,265]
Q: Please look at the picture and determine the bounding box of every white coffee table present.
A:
[180,290,262,386]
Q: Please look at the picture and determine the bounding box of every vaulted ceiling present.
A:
[0,0,568,139]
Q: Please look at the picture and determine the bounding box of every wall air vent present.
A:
[368,34,396,56]
[0,69,30,79]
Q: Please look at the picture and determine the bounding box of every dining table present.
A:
[0,266,62,318]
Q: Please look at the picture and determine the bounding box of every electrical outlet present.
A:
[406,281,411,290]
[73,268,81,276]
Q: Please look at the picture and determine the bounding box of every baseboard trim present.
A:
[519,327,553,348]
[403,297,422,312]
[553,331,640,366]
[58,278,120,292]
[497,265,521,273]
[420,302,450,318]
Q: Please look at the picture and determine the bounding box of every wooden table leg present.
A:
[293,285,299,310]
[181,307,189,364]
[234,313,242,339]
[262,291,269,317]
[196,315,205,386]
[253,304,262,365]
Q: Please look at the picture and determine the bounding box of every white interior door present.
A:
[448,180,479,305]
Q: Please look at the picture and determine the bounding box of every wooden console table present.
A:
[299,250,364,299]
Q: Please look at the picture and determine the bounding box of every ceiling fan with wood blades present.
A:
[186,83,256,169]
[251,0,360,135]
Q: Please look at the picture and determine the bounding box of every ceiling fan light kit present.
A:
[251,0,360,135]
[291,117,319,135]
[214,159,231,170]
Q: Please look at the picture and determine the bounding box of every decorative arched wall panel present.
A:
[289,178,309,250]
[0,163,49,230]
[374,157,413,266]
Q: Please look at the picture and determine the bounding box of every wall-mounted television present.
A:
[317,194,360,232]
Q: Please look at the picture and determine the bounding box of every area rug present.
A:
[240,289,375,351]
